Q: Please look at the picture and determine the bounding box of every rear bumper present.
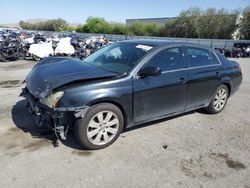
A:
[20,87,89,139]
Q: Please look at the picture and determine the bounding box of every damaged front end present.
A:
[20,87,89,140]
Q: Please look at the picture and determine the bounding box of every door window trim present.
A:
[132,45,223,79]
[211,50,222,65]
[185,45,222,69]
[133,45,187,78]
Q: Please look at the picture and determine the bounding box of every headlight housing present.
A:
[39,91,64,108]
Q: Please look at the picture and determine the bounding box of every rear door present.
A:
[185,46,222,109]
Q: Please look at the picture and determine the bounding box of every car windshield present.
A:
[83,42,154,74]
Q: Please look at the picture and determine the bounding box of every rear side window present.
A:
[211,52,221,64]
[187,47,214,67]
[146,47,184,71]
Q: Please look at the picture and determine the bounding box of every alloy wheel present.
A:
[87,111,119,145]
[213,88,227,111]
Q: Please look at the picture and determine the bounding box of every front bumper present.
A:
[20,87,89,139]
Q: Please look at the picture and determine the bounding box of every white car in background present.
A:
[28,41,54,60]
[55,37,75,55]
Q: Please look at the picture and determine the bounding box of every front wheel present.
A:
[74,103,124,150]
[204,85,229,114]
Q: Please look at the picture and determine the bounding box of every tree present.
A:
[164,7,237,39]
[19,20,31,29]
[128,22,163,36]
[77,17,128,35]
[238,6,250,39]
[198,8,237,39]
[19,18,69,31]
[164,7,202,38]
[109,22,127,35]
[78,17,110,33]
[18,6,247,39]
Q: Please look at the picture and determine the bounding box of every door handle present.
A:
[178,77,186,83]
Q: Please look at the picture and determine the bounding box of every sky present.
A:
[0,0,249,24]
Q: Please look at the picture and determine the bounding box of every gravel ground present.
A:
[0,58,249,188]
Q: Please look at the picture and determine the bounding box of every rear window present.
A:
[187,47,213,67]
[215,50,227,63]
[211,52,221,65]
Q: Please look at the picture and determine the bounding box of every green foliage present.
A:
[128,22,162,36]
[164,7,238,39]
[163,7,202,38]
[238,6,250,39]
[109,22,127,35]
[18,7,249,39]
[67,25,77,32]
[19,18,69,31]
[198,8,238,39]
[76,17,127,35]
[79,17,110,33]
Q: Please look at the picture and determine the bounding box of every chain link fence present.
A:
[36,30,250,50]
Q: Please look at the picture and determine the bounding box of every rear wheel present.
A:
[74,103,124,150]
[204,85,229,114]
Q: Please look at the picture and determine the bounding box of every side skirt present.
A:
[126,103,209,128]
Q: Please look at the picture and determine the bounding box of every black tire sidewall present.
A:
[74,103,124,150]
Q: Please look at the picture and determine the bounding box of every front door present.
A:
[133,46,188,123]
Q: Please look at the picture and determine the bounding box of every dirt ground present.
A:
[0,58,249,188]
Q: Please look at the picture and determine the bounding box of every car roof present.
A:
[120,39,211,49]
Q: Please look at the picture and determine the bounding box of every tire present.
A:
[204,84,229,114]
[74,103,124,150]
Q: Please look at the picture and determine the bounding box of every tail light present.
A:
[237,64,242,74]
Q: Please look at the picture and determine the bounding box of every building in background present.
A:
[126,17,176,26]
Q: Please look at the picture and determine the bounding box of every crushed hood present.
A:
[26,57,117,98]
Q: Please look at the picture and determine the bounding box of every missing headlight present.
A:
[40,91,64,108]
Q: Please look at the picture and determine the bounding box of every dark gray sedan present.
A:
[21,39,242,149]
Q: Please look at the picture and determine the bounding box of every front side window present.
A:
[83,43,153,74]
[187,47,214,67]
[145,47,185,71]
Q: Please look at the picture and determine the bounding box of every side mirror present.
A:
[137,66,161,78]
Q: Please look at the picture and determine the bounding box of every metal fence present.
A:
[38,30,250,50]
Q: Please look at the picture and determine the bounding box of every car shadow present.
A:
[11,99,207,150]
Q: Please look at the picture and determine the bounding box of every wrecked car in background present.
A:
[20,39,242,150]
